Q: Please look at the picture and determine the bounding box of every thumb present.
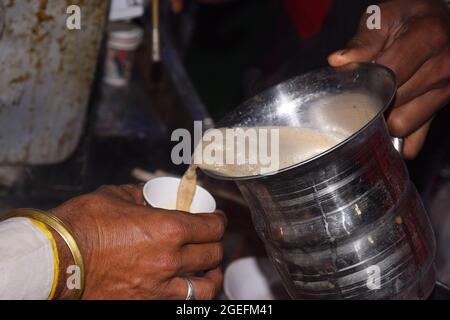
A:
[328,16,388,67]
[171,0,184,13]
[328,35,386,67]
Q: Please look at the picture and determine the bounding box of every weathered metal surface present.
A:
[0,0,109,164]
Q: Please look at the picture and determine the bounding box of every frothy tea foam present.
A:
[175,127,341,212]
[176,93,379,212]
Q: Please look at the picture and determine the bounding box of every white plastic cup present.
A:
[224,257,282,300]
[143,177,216,213]
[104,22,143,87]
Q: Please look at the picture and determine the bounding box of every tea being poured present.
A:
[176,127,340,211]
[175,64,437,299]
[176,164,198,212]
[175,92,380,212]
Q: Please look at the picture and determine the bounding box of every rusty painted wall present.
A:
[0,0,109,164]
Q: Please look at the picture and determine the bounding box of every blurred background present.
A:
[0,0,449,297]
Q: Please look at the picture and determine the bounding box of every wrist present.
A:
[1,208,87,299]
[50,206,87,300]
[50,227,74,300]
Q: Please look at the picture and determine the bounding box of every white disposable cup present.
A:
[143,177,216,213]
[104,22,143,87]
[224,257,278,300]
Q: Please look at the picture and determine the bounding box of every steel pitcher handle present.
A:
[391,137,404,154]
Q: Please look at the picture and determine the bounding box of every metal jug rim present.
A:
[202,62,397,181]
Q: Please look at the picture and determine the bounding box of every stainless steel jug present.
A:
[203,63,436,299]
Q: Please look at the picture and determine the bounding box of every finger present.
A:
[119,184,146,205]
[375,17,449,86]
[168,267,223,300]
[190,267,224,300]
[178,242,223,274]
[403,120,432,160]
[151,210,226,245]
[328,32,387,67]
[178,210,227,244]
[387,86,450,137]
[395,48,450,106]
[328,8,391,67]
[171,0,184,13]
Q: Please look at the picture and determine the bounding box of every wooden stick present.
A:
[152,0,160,62]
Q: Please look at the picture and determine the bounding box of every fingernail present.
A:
[332,49,347,56]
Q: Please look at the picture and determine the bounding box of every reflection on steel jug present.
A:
[203,63,436,299]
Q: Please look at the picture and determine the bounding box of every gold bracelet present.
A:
[0,208,85,300]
